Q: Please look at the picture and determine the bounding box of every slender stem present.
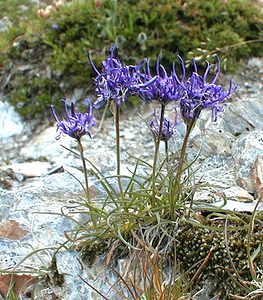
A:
[77,138,89,201]
[165,140,173,207]
[151,103,166,205]
[247,195,262,280]
[172,117,197,209]
[77,138,98,226]
[94,100,110,136]
[165,140,169,164]
[115,102,124,199]
[176,119,196,181]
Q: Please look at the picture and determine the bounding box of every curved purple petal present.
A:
[50,101,96,140]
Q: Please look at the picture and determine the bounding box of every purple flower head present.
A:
[88,45,143,108]
[137,55,184,104]
[173,56,237,123]
[51,23,60,30]
[149,108,178,142]
[50,99,95,140]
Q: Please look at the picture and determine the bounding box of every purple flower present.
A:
[88,46,143,108]
[173,56,237,122]
[137,55,184,104]
[50,100,95,140]
[51,23,60,30]
[149,109,178,142]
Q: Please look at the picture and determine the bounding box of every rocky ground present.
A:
[0,57,263,299]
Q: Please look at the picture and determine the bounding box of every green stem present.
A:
[165,140,169,164]
[115,102,124,200]
[77,138,89,201]
[165,140,173,207]
[151,103,166,206]
[77,138,98,226]
[172,117,197,209]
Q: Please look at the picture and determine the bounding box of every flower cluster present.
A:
[137,55,184,104]
[89,48,236,124]
[174,57,237,123]
[50,100,95,140]
[51,47,237,142]
[88,46,144,108]
[149,109,178,142]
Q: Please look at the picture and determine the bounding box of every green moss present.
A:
[1,0,262,119]
[0,0,34,19]
[175,217,263,297]
[8,76,63,119]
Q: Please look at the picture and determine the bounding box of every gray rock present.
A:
[195,156,236,188]
[20,127,72,163]
[56,251,82,276]
[252,154,263,197]
[193,185,253,204]
[220,96,263,136]
[223,186,254,202]
[189,122,234,157]
[232,130,263,192]
[1,162,52,177]
[0,100,25,139]
[0,172,86,270]
[47,251,124,300]
[247,57,263,73]
[193,156,246,203]
[213,199,263,212]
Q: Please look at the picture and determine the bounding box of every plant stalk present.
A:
[172,117,197,209]
[165,140,169,164]
[115,102,124,200]
[247,195,262,280]
[77,138,99,226]
[151,103,166,205]
[77,138,90,201]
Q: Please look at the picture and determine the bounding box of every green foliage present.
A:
[0,0,34,19]
[8,76,62,119]
[1,0,262,118]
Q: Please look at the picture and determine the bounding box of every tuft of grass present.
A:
[61,141,263,298]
